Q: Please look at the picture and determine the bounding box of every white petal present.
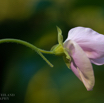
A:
[65,27,104,59]
[64,40,95,91]
[91,57,104,65]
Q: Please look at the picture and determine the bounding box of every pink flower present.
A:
[64,27,104,91]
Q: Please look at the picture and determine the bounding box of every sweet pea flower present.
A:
[2,26,102,91]
[63,26,104,91]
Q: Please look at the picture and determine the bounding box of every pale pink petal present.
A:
[65,27,104,59]
[90,57,104,65]
[70,61,82,81]
[64,40,95,91]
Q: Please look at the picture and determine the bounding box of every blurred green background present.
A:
[0,0,104,103]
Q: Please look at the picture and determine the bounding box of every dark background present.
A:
[0,0,104,103]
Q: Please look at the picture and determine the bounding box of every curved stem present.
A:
[0,38,54,67]
[38,48,54,54]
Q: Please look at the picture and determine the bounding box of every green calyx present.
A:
[51,44,64,56]
[50,26,71,68]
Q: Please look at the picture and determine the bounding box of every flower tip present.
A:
[85,82,94,91]
[87,87,93,91]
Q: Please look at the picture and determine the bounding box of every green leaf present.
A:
[63,48,71,61]
[63,55,71,69]
[56,26,63,46]
[63,48,71,69]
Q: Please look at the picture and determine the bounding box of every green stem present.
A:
[0,38,54,67]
